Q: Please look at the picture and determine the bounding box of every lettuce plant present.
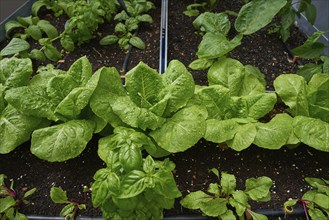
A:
[284,177,329,220]
[0,174,36,220]
[274,73,329,152]
[181,169,272,220]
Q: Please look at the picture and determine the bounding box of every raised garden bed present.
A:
[1,0,329,219]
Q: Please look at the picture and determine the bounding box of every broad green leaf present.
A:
[204,118,239,143]
[161,60,195,116]
[90,67,125,127]
[254,113,294,149]
[200,197,228,217]
[125,62,163,109]
[111,96,165,130]
[193,12,231,35]
[305,177,329,195]
[60,35,75,52]
[92,168,120,207]
[31,120,95,162]
[67,56,92,86]
[129,36,145,50]
[0,57,32,90]
[16,16,35,26]
[197,32,242,59]
[207,183,220,196]
[5,20,25,38]
[0,38,30,56]
[307,74,329,123]
[189,58,214,70]
[137,14,153,23]
[112,197,139,211]
[227,123,257,151]
[0,197,16,213]
[0,84,5,112]
[229,93,276,119]
[244,65,266,86]
[44,45,62,61]
[274,74,309,116]
[37,20,58,39]
[29,49,46,61]
[219,210,236,220]
[50,187,68,203]
[26,25,42,40]
[308,208,328,220]
[5,86,57,120]
[180,191,213,210]
[119,170,147,198]
[32,1,49,16]
[150,105,207,153]
[221,172,236,195]
[235,0,287,35]
[291,31,328,59]
[196,85,230,120]
[293,116,329,152]
[245,176,272,202]
[230,190,248,217]
[154,169,182,199]
[0,105,43,154]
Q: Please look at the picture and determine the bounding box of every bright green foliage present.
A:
[284,177,329,219]
[50,186,86,219]
[235,0,287,35]
[90,60,206,154]
[274,74,329,151]
[0,174,36,220]
[193,12,231,35]
[181,169,271,219]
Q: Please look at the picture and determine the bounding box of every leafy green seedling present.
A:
[181,169,273,219]
[50,186,86,220]
[284,177,329,220]
[0,174,37,220]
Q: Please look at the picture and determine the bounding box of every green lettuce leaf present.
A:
[227,123,257,151]
[0,105,43,154]
[150,105,207,153]
[293,116,329,152]
[204,118,240,143]
[193,12,231,35]
[66,56,92,86]
[31,120,95,161]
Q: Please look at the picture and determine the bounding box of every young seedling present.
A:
[0,174,37,220]
[284,177,329,220]
[180,168,273,220]
[50,186,86,220]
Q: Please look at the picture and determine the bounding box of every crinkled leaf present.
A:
[196,85,230,120]
[189,58,214,70]
[0,84,5,112]
[245,176,272,202]
[161,60,195,116]
[235,0,287,35]
[5,86,57,120]
[197,33,242,59]
[150,105,207,153]
[0,105,43,154]
[125,62,163,109]
[205,118,239,143]
[274,74,309,116]
[50,187,68,203]
[293,116,329,152]
[0,57,32,89]
[31,120,94,162]
[67,56,92,86]
[0,38,30,56]
[227,123,257,151]
[254,113,294,149]
[193,12,231,35]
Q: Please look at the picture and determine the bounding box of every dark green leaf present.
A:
[129,36,145,50]
[44,45,62,61]
[5,20,25,38]
[29,49,46,61]
[26,25,42,40]
[305,3,317,25]
[99,35,118,45]
[37,20,58,39]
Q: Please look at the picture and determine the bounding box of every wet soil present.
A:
[1,0,328,219]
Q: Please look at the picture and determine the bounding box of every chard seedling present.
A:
[284,177,329,220]
[50,186,86,220]
[180,169,272,220]
[0,174,37,220]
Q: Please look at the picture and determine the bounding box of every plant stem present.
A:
[225,10,238,17]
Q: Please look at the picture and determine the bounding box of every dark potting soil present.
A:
[1,0,328,219]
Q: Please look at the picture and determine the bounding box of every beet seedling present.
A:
[50,186,86,220]
[0,174,36,220]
